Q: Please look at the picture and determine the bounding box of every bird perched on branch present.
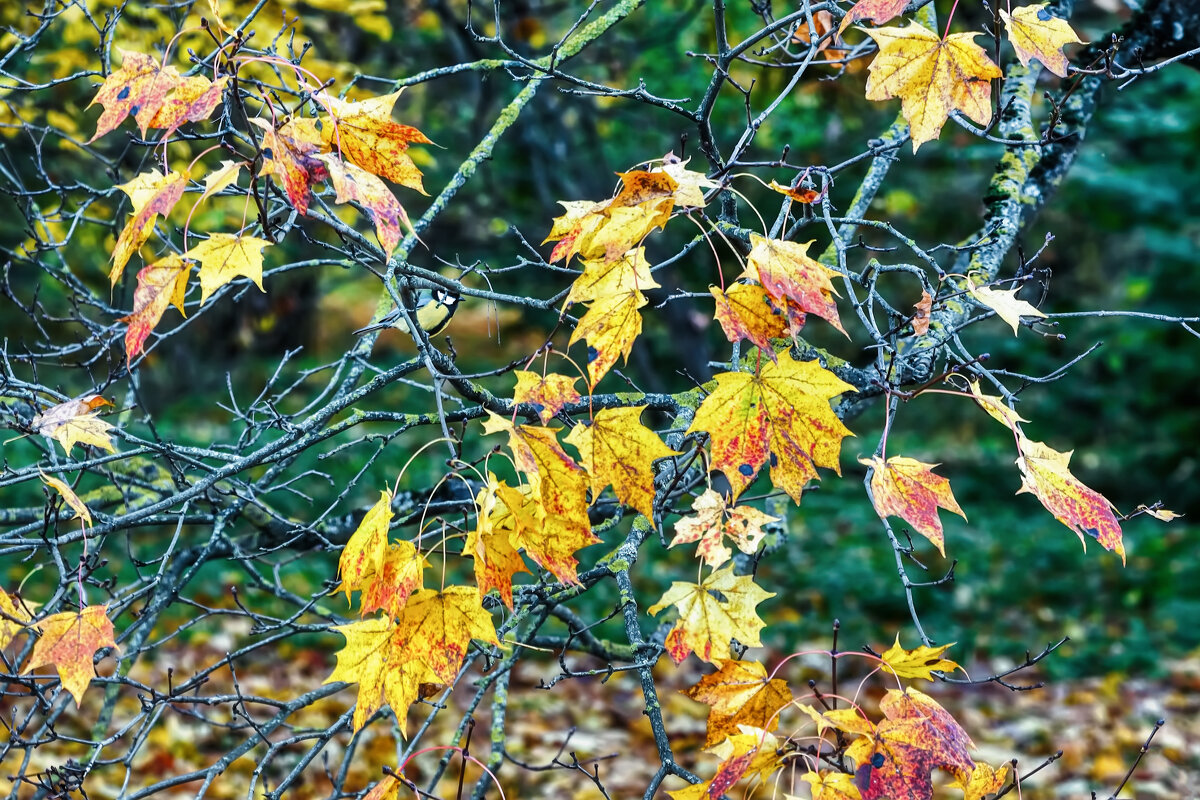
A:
[353,288,461,338]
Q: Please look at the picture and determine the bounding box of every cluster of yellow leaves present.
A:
[546,159,713,388]
[843,3,1083,150]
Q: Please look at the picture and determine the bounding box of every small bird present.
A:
[353,288,461,338]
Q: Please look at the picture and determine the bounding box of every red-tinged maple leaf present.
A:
[110,169,188,285]
[121,254,192,359]
[1000,4,1083,79]
[745,234,846,336]
[1015,437,1125,563]
[87,50,181,142]
[847,688,975,800]
[879,634,960,681]
[356,542,428,617]
[688,355,855,501]
[187,233,270,304]
[546,170,677,265]
[837,0,909,37]
[316,90,430,193]
[543,200,608,264]
[863,23,1002,151]
[710,283,789,358]
[466,475,532,610]
[338,490,394,600]
[767,179,821,204]
[251,117,330,215]
[146,74,228,136]
[31,396,116,454]
[26,605,118,706]
[326,615,437,733]
[668,488,778,569]
[513,370,581,424]
[649,565,775,665]
[683,659,793,747]
[862,455,966,556]
[803,770,864,800]
[321,155,412,258]
[564,405,679,520]
[396,586,499,683]
[0,591,37,650]
[585,201,674,264]
[569,287,648,389]
[611,169,679,209]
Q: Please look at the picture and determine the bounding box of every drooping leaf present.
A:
[321,155,412,257]
[967,278,1048,335]
[767,179,821,204]
[188,233,270,304]
[26,605,118,706]
[565,248,657,306]
[200,160,245,203]
[362,774,402,800]
[326,615,434,733]
[338,490,394,600]
[513,371,581,424]
[110,169,188,285]
[862,456,966,556]
[683,659,793,747]
[31,396,116,455]
[688,355,855,501]
[710,283,789,357]
[879,634,960,681]
[798,706,878,738]
[251,117,330,215]
[648,565,775,665]
[87,50,181,142]
[965,379,1028,431]
[396,586,499,683]
[1000,4,1083,78]
[912,290,933,335]
[545,170,677,265]
[317,89,430,192]
[745,234,845,335]
[564,405,679,520]
[466,474,532,610]
[121,253,192,359]
[0,591,36,650]
[863,23,1002,151]
[1015,437,1125,563]
[837,0,909,37]
[1136,504,1182,522]
[668,488,779,569]
[569,287,648,388]
[39,470,92,527]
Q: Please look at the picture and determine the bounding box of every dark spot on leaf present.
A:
[872,753,885,768]
[130,104,141,117]
[769,452,778,468]
[1083,526,1099,540]
[117,86,130,101]
[1037,8,1052,19]
[263,147,274,161]
[531,402,545,415]
[738,464,754,477]
[587,346,598,363]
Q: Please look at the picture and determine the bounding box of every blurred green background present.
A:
[1,0,1197,679]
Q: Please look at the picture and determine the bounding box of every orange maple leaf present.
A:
[683,659,793,747]
[879,633,961,681]
[545,171,677,265]
[146,74,228,137]
[87,50,181,142]
[668,488,779,569]
[863,23,1001,151]
[110,169,188,286]
[356,542,428,618]
[862,455,966,556]
[26,605,118,706]
[648,566,775,665]
[950,761,1011,800]
[837,0,909,37]
[1000,4,1083,79]
[912,290,933,335]
[251,117,330,215]
[1015,437,1125,563]
[466,473,532,610]
[710,283,789,357]
[803,770,864,800]
[688,355,855,501]
[317,90,430,193]
[321,155,412,258]
[121,254,192,359]
[745,234,846,336]
[513,370,581,425]
[564,405,680,520]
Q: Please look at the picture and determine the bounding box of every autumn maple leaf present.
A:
[862,455,966,556]
[863,23,1002,151]
[121,254,192,359]
[967,278,1047,336]
[31,396,116,454]
[648,565,775,664]
[564,405,679,520]
[316,89,430,193]
[837,0,909,37]
[251,117,330,215]
[27,605,118,706]
[0,591,36,650]
[513,370,581,424]
[1000,4,1083,78]
[879,634,961,681]
[147,74,228,137]
[88,50,181,142]
[189,233,270,304]
[466,474,532,610]
[744,234,845,335]
[338,490,395,599]
[683,659,793,747]
[710,283,789,357]
[110,169,188,285]
[395,586,499,683]
[668,489,779,569]
[321,155,412,258]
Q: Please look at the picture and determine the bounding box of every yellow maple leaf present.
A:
[879,633,961,680]
[466,473,532,610]
[0,591,36,650]
[120,253,192,359]
[564,405,679,520]
[688,356,855,501]
[1000,4,1083,78]
[566,248,658,306]
[965,379,1028,431]
[801,770,864,800]
[648,565,775,664]
[87,49,181,142]
[396,586,499,683]
[325,615,434,733]
[683,659,793,747]
[668,488,779,569]
[355,542,428,618]
[189,233,270,304]
[316,89,430,193]
[707,727,785,785]
[199,159,244,203]
[745,234,845,335]
[512,370,581,425]
[110,169,188,286]
[710,283,789,357]
[863,22,1002,151]
[861,455,966,556]
[1016,437,1125,563]
[146,74,228,136]
[569,287,648,388]
[39,470,93,527]
[661,156,716,208]
[26,605,118,706]
[31,396,117,455]
[950,761,1011,800]
[338,490,394,600]
[967,278,1048,335]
